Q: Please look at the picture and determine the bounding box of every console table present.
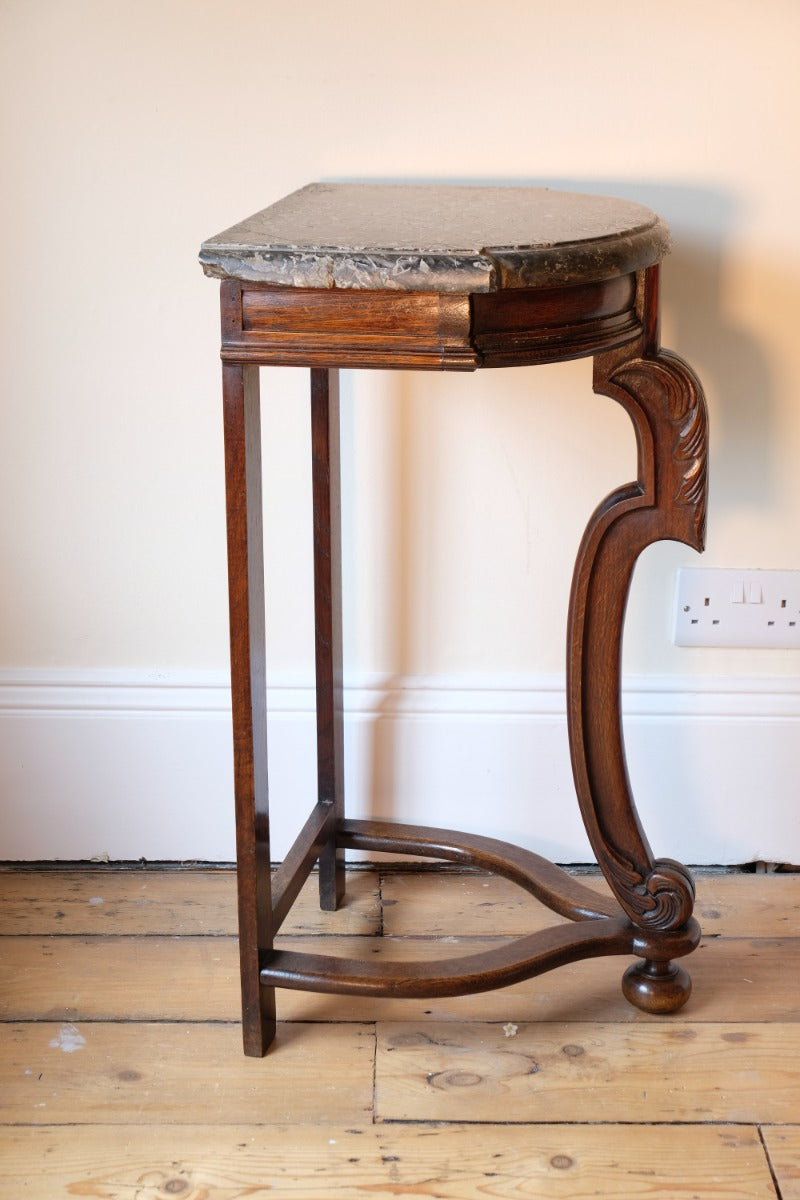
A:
[200,183,707,1056]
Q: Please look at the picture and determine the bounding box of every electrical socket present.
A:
[674,568,800,648]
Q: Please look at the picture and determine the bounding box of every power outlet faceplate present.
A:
[674,568,800,648]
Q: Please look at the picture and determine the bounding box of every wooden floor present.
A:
[1,865,799,1198]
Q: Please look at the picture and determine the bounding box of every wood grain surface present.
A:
[0,865,796,1198]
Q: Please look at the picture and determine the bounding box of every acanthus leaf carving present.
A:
[609,352,708,548]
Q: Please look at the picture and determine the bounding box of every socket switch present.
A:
[674,568,800,648]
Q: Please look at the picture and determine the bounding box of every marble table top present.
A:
[200,183,670,292]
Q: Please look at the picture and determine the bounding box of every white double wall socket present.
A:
[673,568,800,648]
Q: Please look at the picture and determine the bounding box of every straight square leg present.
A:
[311,368,346,910]
[222,361,276,1055]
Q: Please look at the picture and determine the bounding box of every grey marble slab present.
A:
[200,183,670,292]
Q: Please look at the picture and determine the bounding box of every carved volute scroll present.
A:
[567,268,708,934]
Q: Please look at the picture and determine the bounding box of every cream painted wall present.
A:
[1,0,799,861]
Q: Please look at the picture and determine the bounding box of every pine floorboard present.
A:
[0,864,797,1198]
[763,1127,800,1200]
[3,933,800,1024]
[0,1123,777,1199]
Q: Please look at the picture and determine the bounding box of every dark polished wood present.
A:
[228,286,476,370]
[221,277,645,372]
[270,801,334,934]
[310,368,345,910]
[206,186,708,1056]
[262,916,700,999]
[221,360,275,1056]
[621,958,695,1014]
[566,267,706,957]
[471,275,640,366]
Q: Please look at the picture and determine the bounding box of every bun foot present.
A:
[622,959,692,1015]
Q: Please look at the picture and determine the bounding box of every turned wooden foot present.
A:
[622,959,693,1015]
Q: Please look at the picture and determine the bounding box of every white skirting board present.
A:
[0,669,798,865]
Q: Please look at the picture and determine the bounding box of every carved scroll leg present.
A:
[311,368,346,911]
[568,283,708,1013]
[223,362,276,1055]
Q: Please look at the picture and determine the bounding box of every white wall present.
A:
[1,0,799,863]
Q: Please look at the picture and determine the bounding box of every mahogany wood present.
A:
[310,368,346,910]
[270,802,334,934]
[261,914,700,1000]
[222,276,644,371]
[225,285,476,370]
[262,918,640,998]
[338,817,619,922]
[621,959,694,1014]
[213,206,708,1056]
[566,267,706,949]
[471,274,640,366]
[221,361,275,1056]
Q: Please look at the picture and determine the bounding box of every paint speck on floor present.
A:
[49,1024,86,1053]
